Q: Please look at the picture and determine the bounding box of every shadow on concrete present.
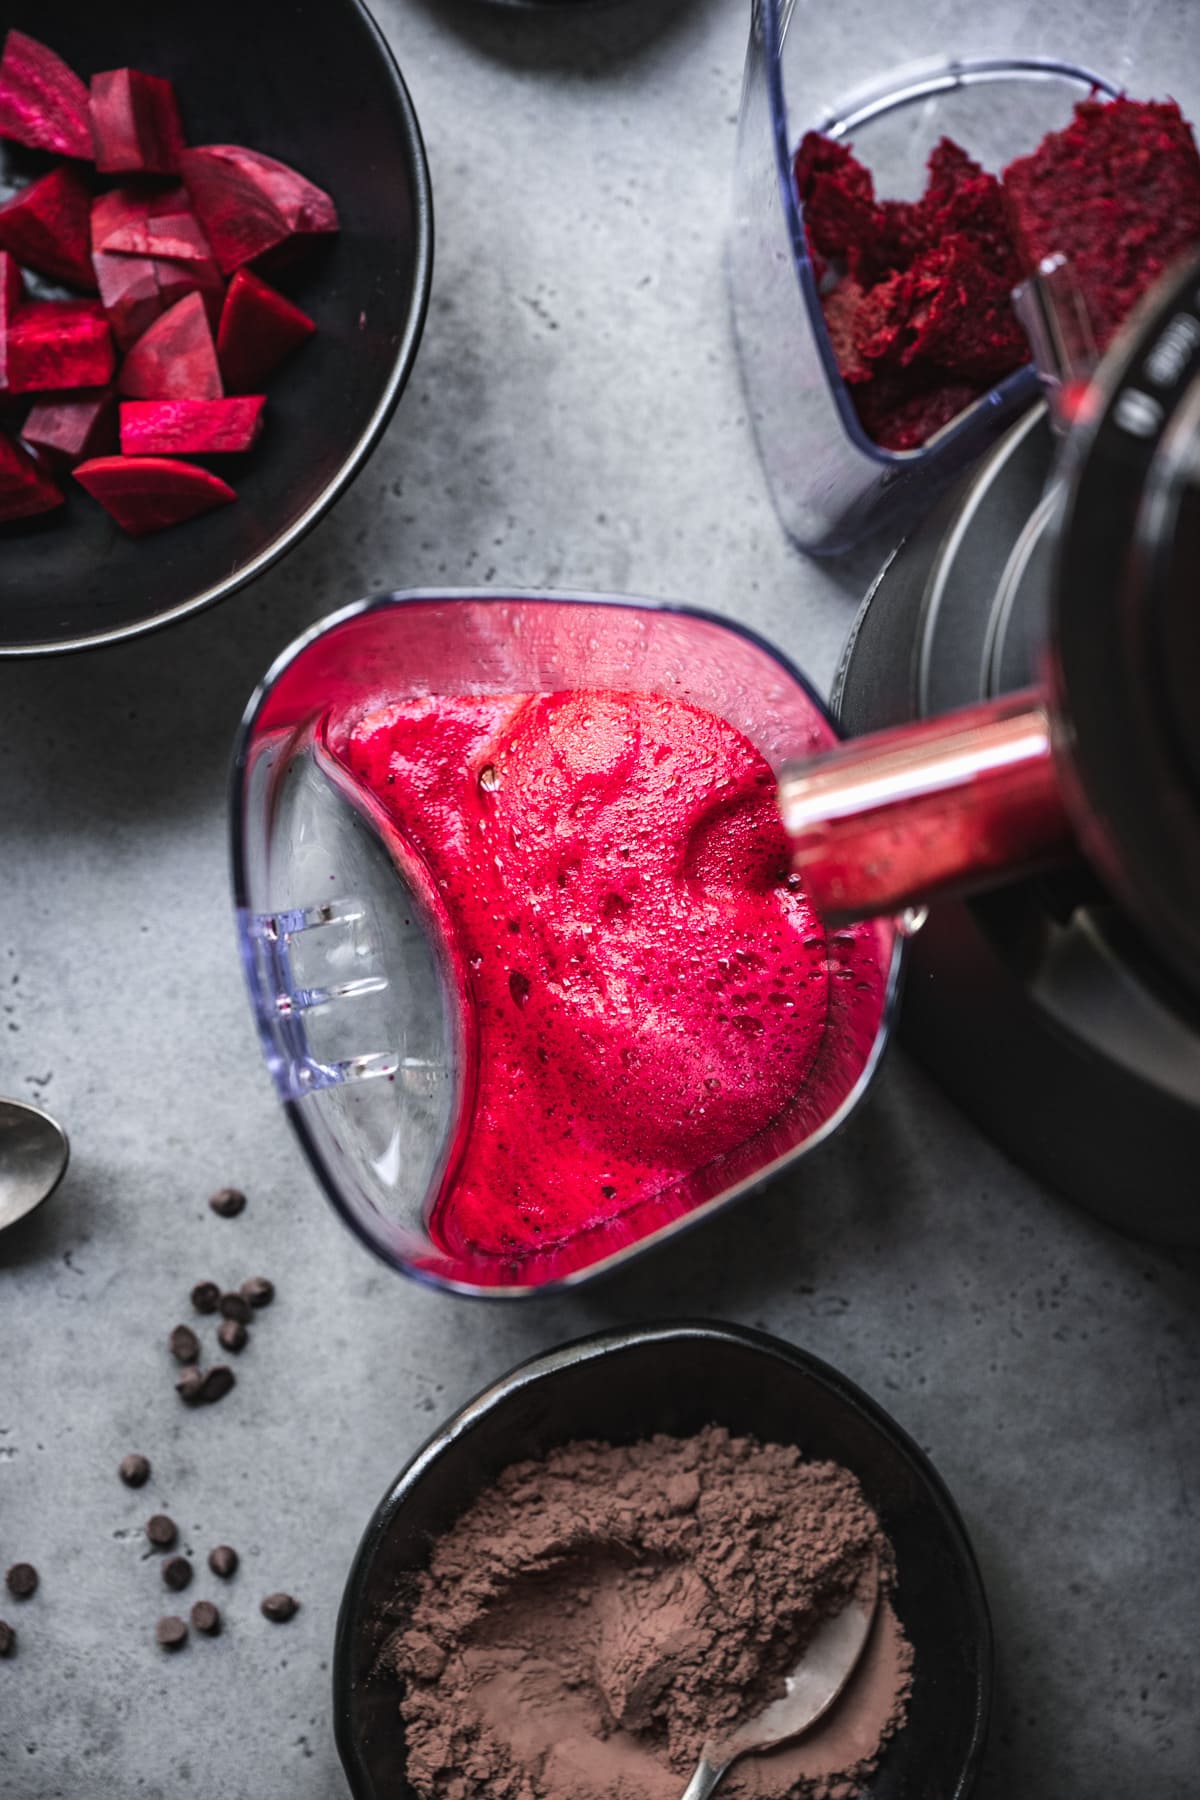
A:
[408,0,705,73]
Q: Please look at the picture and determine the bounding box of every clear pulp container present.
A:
[231,592,899,1297]
[730,0,1192,552]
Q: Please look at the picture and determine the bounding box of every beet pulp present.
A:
[75,454,234,535]
[120,395,265,455]
[0,29,91,159]
[90,68,185,176]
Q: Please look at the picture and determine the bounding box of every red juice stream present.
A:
[324,689,831,1258]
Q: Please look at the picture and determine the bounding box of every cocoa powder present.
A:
[391,1426,913,1800]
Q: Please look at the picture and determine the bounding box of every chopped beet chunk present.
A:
[0,165,96,292]
[0,30,91,159]
[90,68,185,176]
[0,430,63,521]
[75,454,235,535]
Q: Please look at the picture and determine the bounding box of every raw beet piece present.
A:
[90,69,185,175]
[90,185,187,253]
[92,190,225,336]
[23,393,116,466]
[75,454,235,535]
[1003,98,1200,350]
[0,30,91,160]
[120,395,265,455]
[0,429,63,520]
[0,165,96,291]
[0,248,20,317]
[180,145,338,274]
[6,301,115,393]
[100,209,209,263]
[217,268,315,390]
[153,249,225,329]
[0,249,23,391]
[92,248,162,351]
[118,292,223,400]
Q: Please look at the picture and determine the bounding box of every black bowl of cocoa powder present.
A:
[334,1321,991,1799]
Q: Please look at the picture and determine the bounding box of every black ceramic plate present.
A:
[0,0,432,654]
[334,1322,992,1798]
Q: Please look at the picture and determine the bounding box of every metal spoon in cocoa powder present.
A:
[680,1563,880,1800]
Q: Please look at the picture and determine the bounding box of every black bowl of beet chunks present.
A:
[0,1,432,654]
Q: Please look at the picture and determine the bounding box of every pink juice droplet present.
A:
[325,690,837,1258]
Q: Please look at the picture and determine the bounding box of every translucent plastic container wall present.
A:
[232,592,900,1297]
[730,0,1199,553]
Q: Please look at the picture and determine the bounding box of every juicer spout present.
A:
[779,690,1075,924]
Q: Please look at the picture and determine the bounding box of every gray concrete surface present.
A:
[2,1,1198,1795]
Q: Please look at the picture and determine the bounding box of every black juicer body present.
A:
[836,262,1200,1246]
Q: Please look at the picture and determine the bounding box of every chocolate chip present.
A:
[156,1615,187,1650]
[176,1367,205,1405]
[146,1515,177,1550]
[169,1324,200,1365]
[200,1365,235,1405]
[239,1276,274,1309]
[208,1187,246,1218]
[0,1620,13,1657]
[190,1600,221,1636]
[208,1545,238,1579]
[218,1292,251,1324]
[261,1592,298,1623]
[118,1453,151,1488]
[162,1556,192,1592]
[217,1318,247,1354]
[5,1564,37,1600]
[191,1281,221,1314]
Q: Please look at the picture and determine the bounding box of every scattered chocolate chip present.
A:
[217,1318,248,1354]
[176,1367,205,1405]
[239,1276,274,1309]
[0,1620,14,1657]
[208,1187,246,1219]
[190,1600,221,1636]
[169,1324,200,1365]
[199,1365,235,1405]
[208,1545,238,1579]
[145,1515,177,1550]
[5,1564,37,1600]
[191,1280,221,1314]
[162,1556,193,1592]
[119,1453,151,1488]
[261,1592,298,1623]
[156,1614,187,1650]
[218,1292,251,1324]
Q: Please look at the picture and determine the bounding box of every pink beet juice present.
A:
[325,687,840,1258]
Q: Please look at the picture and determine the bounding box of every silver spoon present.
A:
[0,1098,69,1233]
[680,1564,880,1800]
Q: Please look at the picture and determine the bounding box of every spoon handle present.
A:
[681,1753,729,1800]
